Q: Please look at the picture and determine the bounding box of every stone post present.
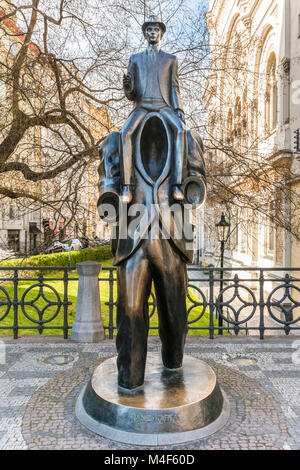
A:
[71,261,105,342]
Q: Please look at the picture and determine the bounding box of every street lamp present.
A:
[216,213,230,335]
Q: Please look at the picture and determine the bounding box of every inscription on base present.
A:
[130,413,179,424]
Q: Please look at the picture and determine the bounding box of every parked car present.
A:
[80,237,98,248]
[44,240,64,254]
[61,238,83,251]
[45,238,83,254]
[0,248,17,260]
[80,237,109,248]
[98,238,110,246]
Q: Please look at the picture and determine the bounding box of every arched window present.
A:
[250,98,258,141]
[263,201,276,255]
[227,109,233,145]
[232,207,239,250]
[265,53,278,134]
[209,115,216,139]
[242,87,248,150]
[234,97,242,151]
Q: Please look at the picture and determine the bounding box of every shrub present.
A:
[0,246,112,269]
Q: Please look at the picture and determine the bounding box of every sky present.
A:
[186,0,209,9]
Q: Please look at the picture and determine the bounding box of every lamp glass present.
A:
[216,213,230,242]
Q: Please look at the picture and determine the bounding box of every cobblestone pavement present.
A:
[0,335,300,450]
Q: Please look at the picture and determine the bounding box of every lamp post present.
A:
[216,213,230,335]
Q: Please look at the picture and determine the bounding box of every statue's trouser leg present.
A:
[160,107,187,186]
[116,245,152,389]
[120,108,147,186]
[148,238,188,369]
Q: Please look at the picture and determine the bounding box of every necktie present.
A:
[151,46,157,62]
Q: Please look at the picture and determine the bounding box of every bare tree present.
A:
[201,14,300,266]
[3,0,294,261]
[0,0,209,245]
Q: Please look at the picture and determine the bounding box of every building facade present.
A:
[203,0,300,271]
[0,1,112,254]
[0,0,42,254]
[40,100,112,247]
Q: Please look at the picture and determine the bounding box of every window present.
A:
[7,230,20,252]
[272,81,278,130]
[240,208,247,253]
[9,41,20,57]
[263,214,269,256]
[268,202,275,252]
[231,208,239,250]
[227,109,233,145]
[242,87,248,151]
[265,54,278,134]
[250,99,258,141]
[0,80,6,103]
[263,202,276,256]
[29,223,39,252]
[234,97,242,152]
[9,205,14,220]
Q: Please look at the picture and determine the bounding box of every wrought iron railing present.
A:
[0,266,299,339]
[0,267,75,339]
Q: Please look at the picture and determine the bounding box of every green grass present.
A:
[0,257,223,337]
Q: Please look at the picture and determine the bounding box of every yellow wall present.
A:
[291,181,300,321]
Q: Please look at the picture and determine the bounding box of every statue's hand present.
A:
[176,109,186,124]
[123,73,133,93]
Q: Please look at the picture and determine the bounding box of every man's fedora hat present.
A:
[142,15,166,34]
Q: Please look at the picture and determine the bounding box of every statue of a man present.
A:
[121,15,186,204]
[97,15,206,392]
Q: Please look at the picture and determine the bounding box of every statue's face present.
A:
[144,24,163,45]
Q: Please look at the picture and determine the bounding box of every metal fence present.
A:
[0,266,299,340]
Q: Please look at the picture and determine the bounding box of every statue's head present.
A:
[142,15,166,45]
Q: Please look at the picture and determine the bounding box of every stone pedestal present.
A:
[71,261,105,343]
[75,353,230,445]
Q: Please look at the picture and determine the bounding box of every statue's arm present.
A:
[187,131,206,178]
[171,56,184,115]
[182,131,207,208]
[123,57,135,101]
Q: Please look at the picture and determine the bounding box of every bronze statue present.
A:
[98,15,206,391]
[121,15,186,204]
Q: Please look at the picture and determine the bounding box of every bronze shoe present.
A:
[121,185,133,204]
[173,185,184,201]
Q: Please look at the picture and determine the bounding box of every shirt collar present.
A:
[147,44,161,53]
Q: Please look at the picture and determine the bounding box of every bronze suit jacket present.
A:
[99,130,205,266]
[125,49,183,112]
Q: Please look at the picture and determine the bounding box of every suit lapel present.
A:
[157,50,167,74]
[157,51,169,106]
[140,50,148,97]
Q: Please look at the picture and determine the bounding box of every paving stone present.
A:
[0,406,26,418]
[2,371,57,379]
[264,370,300,378]
[8,386,37,397]
[0,336,299,450]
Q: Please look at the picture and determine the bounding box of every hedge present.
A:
[0,245,112,269]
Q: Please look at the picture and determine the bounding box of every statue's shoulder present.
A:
[160,49,177,64]
[129,51,144,62]
[160,50,177,62]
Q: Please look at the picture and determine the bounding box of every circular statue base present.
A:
[75,353,230,446]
